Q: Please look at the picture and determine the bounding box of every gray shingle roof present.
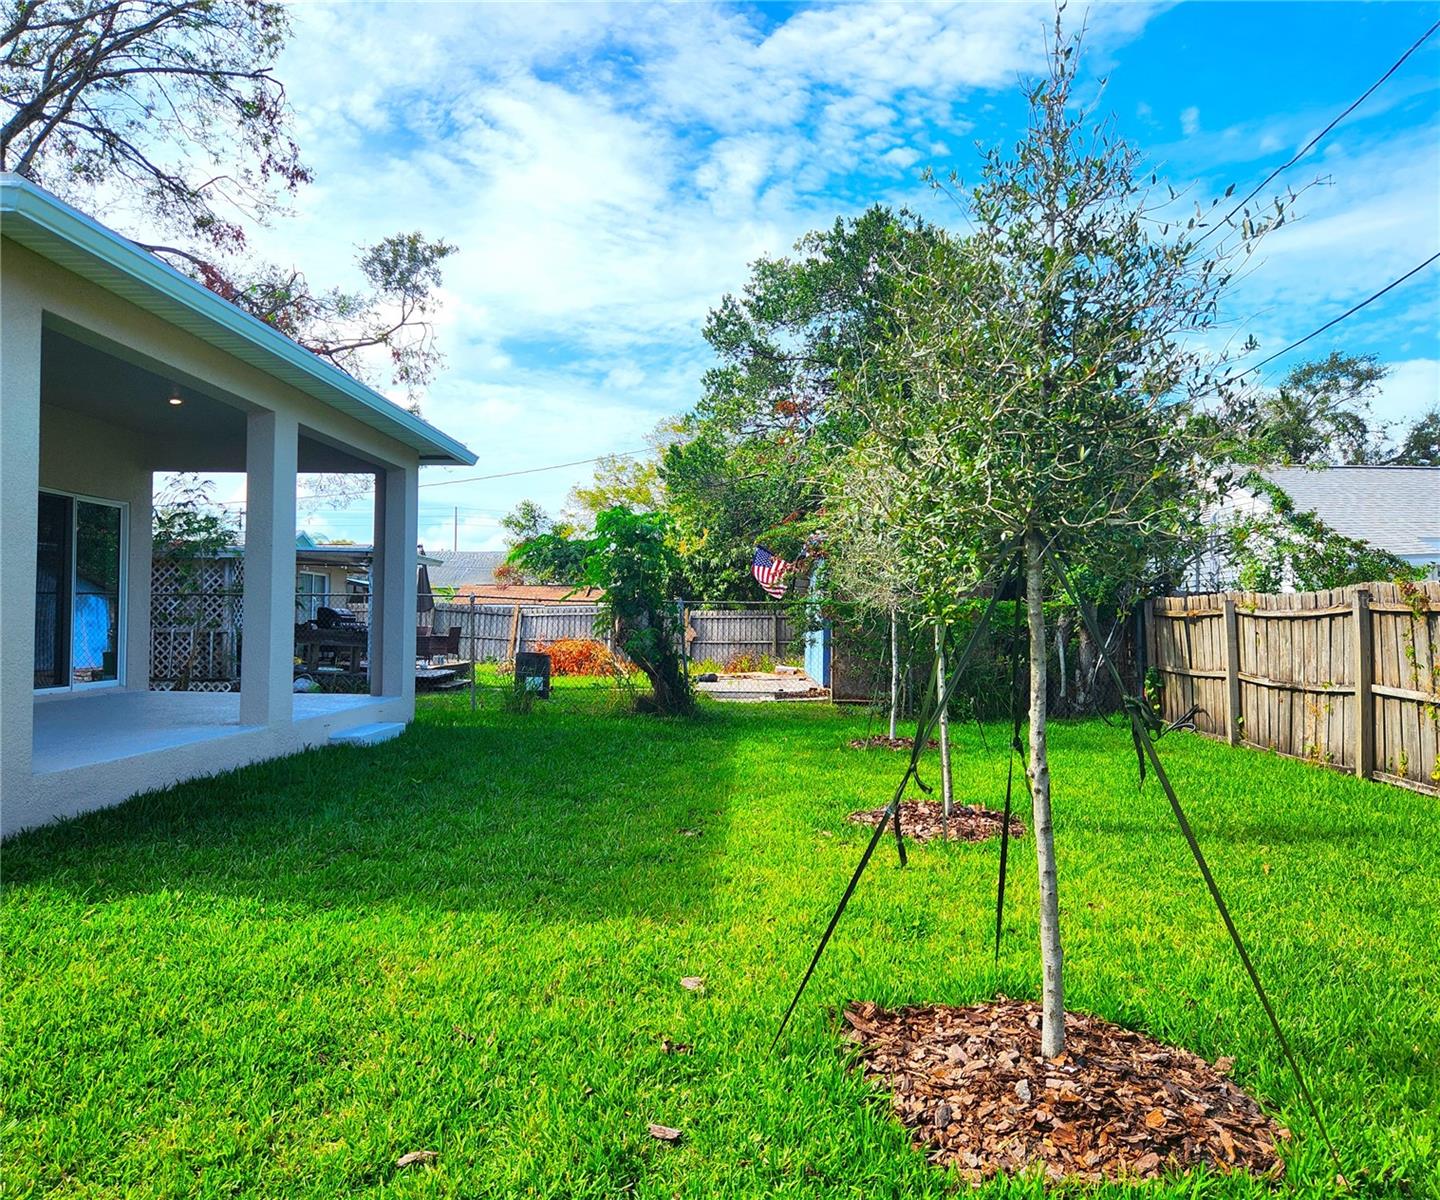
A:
[1263,466,1440,559]
[424,550,507,589]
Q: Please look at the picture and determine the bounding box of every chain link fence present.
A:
[147,577,1138,713]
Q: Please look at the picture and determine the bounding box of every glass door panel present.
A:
[34,493,70,689]
[72,501,123,685]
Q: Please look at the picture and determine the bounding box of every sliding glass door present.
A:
[34,491,126,691]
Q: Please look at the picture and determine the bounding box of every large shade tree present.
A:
[832,21,1277,1057]
[664,206,938,599]
[1,0,453,398]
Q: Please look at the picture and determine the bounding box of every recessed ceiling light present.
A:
[167,389,183,407]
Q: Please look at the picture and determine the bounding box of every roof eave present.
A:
[0,174,476,467]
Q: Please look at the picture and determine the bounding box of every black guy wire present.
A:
[1233,250,1440,381]
[1196,17,1440,250]
[1047,547,1345,1181]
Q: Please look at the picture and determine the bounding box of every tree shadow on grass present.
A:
[1,694,741,922]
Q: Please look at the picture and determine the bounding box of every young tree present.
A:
[513,507,693,715]
[833,20,1273,1056]
[2,0,454,397]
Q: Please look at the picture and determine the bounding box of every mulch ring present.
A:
[847,800,1025,843]
[847,735,939,750]
[842,998,1285,1185]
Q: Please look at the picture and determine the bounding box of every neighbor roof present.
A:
[1263,466,1440,559]
[425,550,507,589]
[454,583,603,605]
[0,173,475,467]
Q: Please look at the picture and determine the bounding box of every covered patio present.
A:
[32,689,388,775]
[1,175,475,837]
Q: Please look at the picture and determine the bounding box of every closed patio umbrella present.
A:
[416,561,435,615]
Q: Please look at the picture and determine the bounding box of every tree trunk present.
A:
[1055,609,1072,715]
[1026,530,1064,1058]
[1075,601,1097,714]
[934,621,953,828]
[888,608,899,740]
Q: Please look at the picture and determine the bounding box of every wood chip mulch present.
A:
[847,735,939,750]
[842,999,1285,1185]
[847,801,1026,843]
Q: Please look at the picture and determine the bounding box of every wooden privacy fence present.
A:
[429,603,605,662]
[426,602,800,668]
[1148,582,1440,793]
[686,609,798,666]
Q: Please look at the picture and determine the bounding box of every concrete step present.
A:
[329,722,405,747]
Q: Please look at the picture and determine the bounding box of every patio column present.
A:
[239,410,297,726]
[369,463,418,701]
[0,285,42,796]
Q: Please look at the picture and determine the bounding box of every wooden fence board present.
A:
[1149,582,1439,793]
[426,602,803,672]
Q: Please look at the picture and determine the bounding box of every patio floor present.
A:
[32,689,384,774]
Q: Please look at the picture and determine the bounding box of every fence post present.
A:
[1353,589,1374,780]
[1222,596,1241,746]
[469,594,477,712]
[1144,596,1157,678]
[772,609,783,663]
[677,600,689,680]
[507,603,522,661]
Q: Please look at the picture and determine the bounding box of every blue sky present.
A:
[245,1,1440,549]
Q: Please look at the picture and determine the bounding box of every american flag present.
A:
[751,545,793,599]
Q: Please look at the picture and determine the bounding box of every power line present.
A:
[417,449,647,489]
[1234,249,1440,380]
[1196,16,1440,248]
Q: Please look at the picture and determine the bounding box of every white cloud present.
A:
[1180,105,1200,137]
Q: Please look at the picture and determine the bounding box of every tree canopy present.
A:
[1,0,453,398]
[662,206,938,600]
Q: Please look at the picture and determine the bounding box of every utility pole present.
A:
[453,505,458,551]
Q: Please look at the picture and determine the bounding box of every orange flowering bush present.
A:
[535,638,630,677]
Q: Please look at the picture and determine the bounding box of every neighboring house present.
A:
[154,534,374,613]
[1,175,475,838]
[1189,465,1440,591]
[292,533,376,614]
[424,549,506,592]
[1261,467,1439,572]
[150,535,379,685]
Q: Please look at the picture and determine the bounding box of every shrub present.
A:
[535,638,629,677]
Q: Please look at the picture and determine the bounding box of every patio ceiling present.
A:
[2,173,475,466]
[42,326,385,474]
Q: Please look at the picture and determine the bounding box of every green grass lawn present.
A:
[3,691,1437,1198]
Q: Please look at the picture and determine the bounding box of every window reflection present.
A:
[32,493,124,690]
[72,502,122,684]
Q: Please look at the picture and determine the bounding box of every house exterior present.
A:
[1259,466,1440,573]
[1189,465,1440,592]
[1,175,475,838]
[292,533,376,611]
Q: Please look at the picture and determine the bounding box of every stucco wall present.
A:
[2,237,422,839]
[39,404,154,691]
